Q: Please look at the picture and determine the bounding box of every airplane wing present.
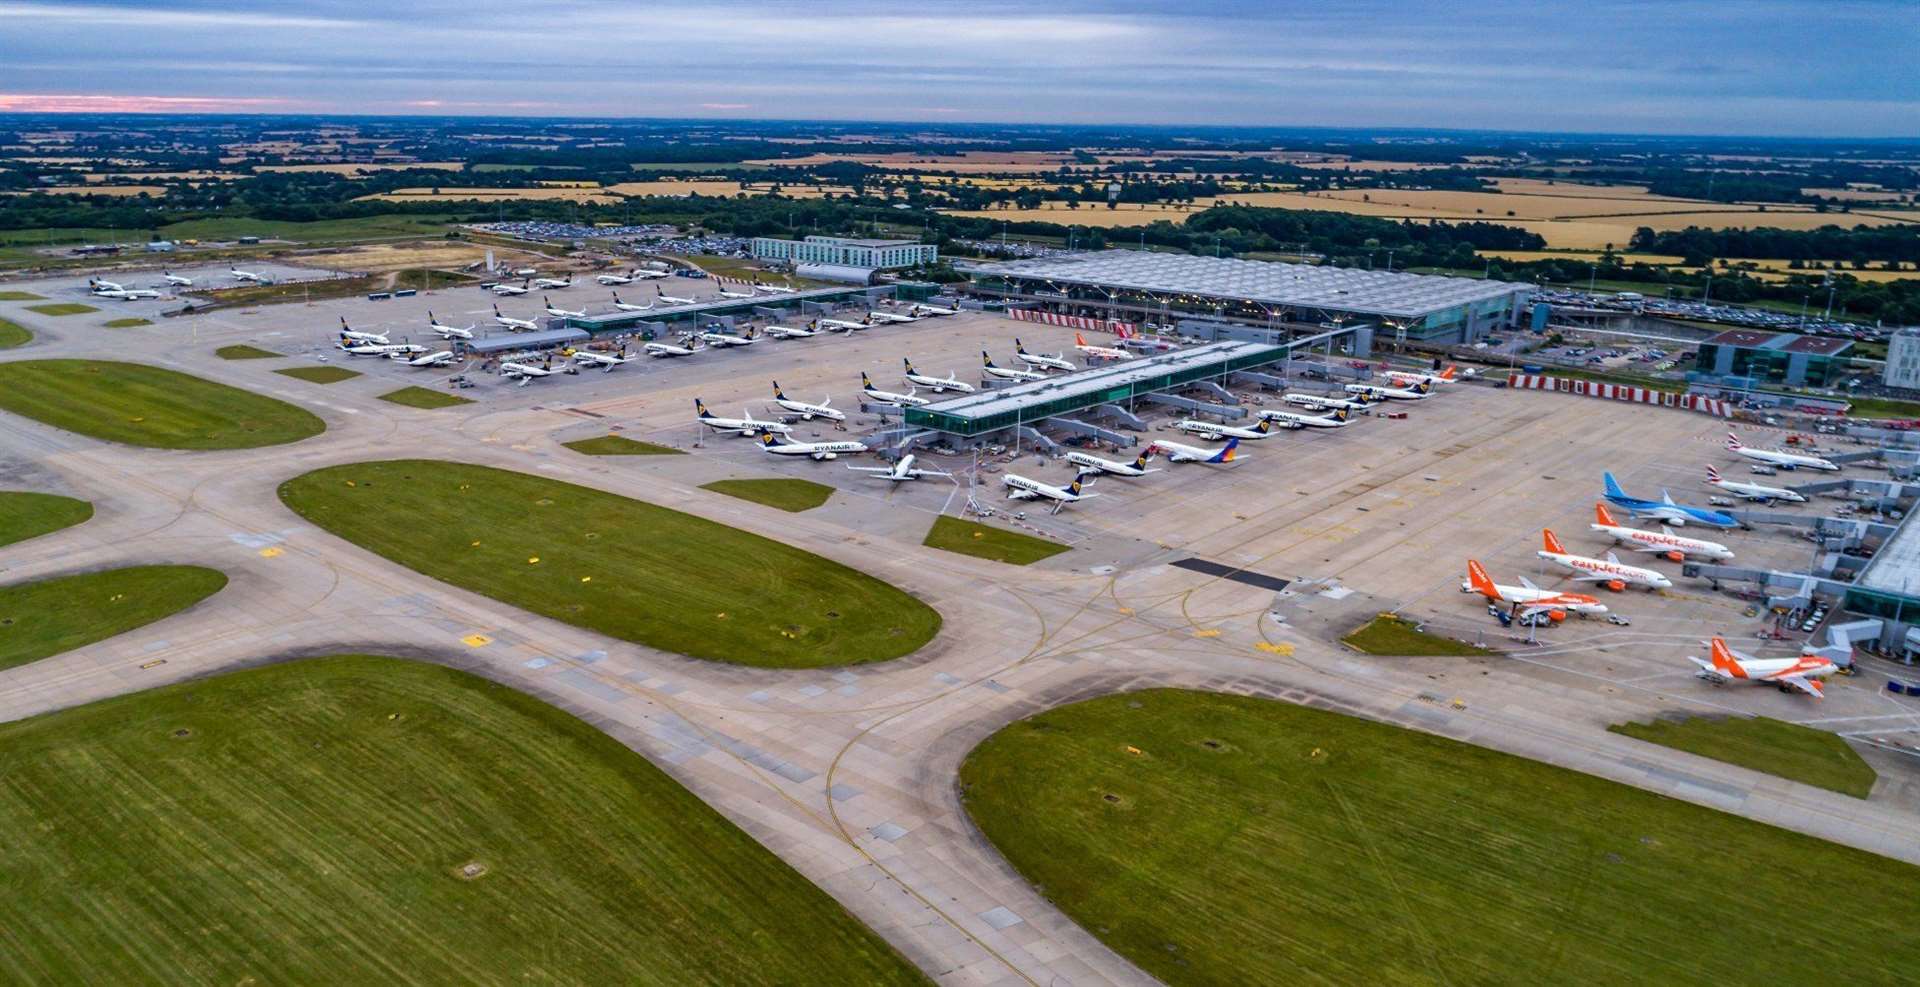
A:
[1518,575,1540,591]
[1778,675,1825,697]
[1685,655,1718,674]
[1568,574,1615,583]
[916,469,954,479]
[844,466,892,474]
[1605,551,1622,564]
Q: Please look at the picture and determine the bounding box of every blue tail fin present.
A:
[1602,472,1627,499]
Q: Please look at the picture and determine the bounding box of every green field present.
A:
[0,291,46,301]
[961,689,1920,986]
[198,268,472,308]
[0,360,325,449]
[0,656,924,984]
[701,478,834,512]
[275,366,361,384]
[25,303,98,316]
[214,344,282,360]
[563,434,683,455]
[0,317,28,348]
[1610,714,1876,798]
[922,515,1069,565]
[0,565,226,672]
[0,492,92,549]
[102,317,152,328]
[160,214,455,244]
[1342,613,1494,655]
[279,460,939,667]
[1842,395,1920,420]
[378,386,474,409]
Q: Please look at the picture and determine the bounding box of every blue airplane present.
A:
[1602,472,1741,529]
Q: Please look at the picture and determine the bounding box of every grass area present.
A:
[0,565,226,672]
[0,317,28,348]
[1342,612,1494,655]
[0,492,92,549]
[960,689,1920,986]
[0,656,924,984]
[24,302,98,316]
[0,290,46,300]
[275,366,361,384]
[196,268,473,309]
[279,460,939,667]
[160,214,455,244]
[700,478,835,512]
[1841,395,1920,420]
[563,434,683,455]
[213,344,281,360]
[923,515,1069,565]
[378,386,473,409]
[0,360,325,449]
[1610,714,1876,798]
[102,317,151,328]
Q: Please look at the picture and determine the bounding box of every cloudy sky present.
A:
[0,0,1912,136]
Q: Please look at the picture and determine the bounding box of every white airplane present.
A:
[610,292,653,312]
[1462,559,1608,620]
[757,431,868,460]
[904,358,974,393]
[490,280,531,297]
[754,280,797,294]
[1705,464,1806,504]
[511,267,538,277]
[817,316,872,332]
[1072,332,1130,361]
[337,318,390,345]
[492,304,539,332]
[716,284,756,300]
[544,296,586,319]
[595,269,640,285]
[401,350,456,368]
[229,267,265,283]
[628,266,671,280]
[658,290,698,305]
[1537,528,1673,591]
[865,309,917,325]
[426,311,474,340]
[699,329,754,348]
[530,275,572,290]
[1149,436,1245,465]
[1066,448,1158,477]
[1003,471,1097,513]
[908,303,958,317]
[861,372,928,407]
[1382,365,1461,388]
[342,338,426,357]
[982,352,1047,382]
[87,277,126,293]
[847,454,951,483]
[1256,407,1352,429]
[160,270,193,287]
[500,359,555,385]
[694,399,790,437]
[1726,432,1839,472]
[771,381,844,421]
[1589,503,1735,562]
[573,347,633,372]
[1171,417,1279,441]
[1014,338,1076,372]
[92,286,162,300]
[1285,392,1373,413]
[644,339,701,358]
[762,324,818,340]
[1689,636,1839,698]
[1346,381,1431,402]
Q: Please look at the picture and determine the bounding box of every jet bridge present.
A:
[1139,393,1247,419]
[1045,418,1137,448]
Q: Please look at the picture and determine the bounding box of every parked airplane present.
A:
[610,291,653,312]
[762,324,818,340]
[490,279,530,296]
[757,431,867,460]
[1150,436,1244,465]
[694,399,790,436]
[847,454,950,482]
[91,285,161,300]
[1589,503,1735,562]
[1688,636,1837,698]
[1171,417,1278,441]
[1072,332,1130,360]
[530,275,572,290]
[817,316,872,332]
[1537,529,1673,591]
[657,290,698,305]
[87,277,125,293]
[401,350,456,368]
[629,266,671,280]
[1014,338,1076,372]
[510,267,538,277]
[1704,464,1806,503]
[1601,472,1741,529]
[1462,559,1608,619]
[160,270,193,287]
[771,381,844,421]
[754,280,797,294]
[908,303,958,317]
[337,317,390,344]
[1726,432,1839,472]
[500,359,554,385]
[1257,407,1351,429]
[1382,365,1460,388]
[595,269,642,285]
[865,309,917,325]
[699,328,754,348]
[1345,380,1431,401]
[904,358,974,393]
[426,311,473,340]
[644,339,701,358]
[343,338,426,357]
[860,372,928,407]
[492,304,538,332]
[574,347,633,372]
[982,352,1047,382]
[716,284,756,300]
[1066,448,1158,477]
[229,267,265,283]
[1285,392,1373,413]
[543,296,586,319]
[1003,471,1097,513]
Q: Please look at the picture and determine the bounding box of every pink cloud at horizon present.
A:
[0,93,297,113]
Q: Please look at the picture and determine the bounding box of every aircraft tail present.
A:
[1543,528,1566,554]
[1466,559,1497,598]
[772,380,786,400]
[1707,637,1745,676]
[1706,464,1722,482]
[1075,332,1089,347]
[1067,475,1086,496]
[1015,337,1030,354]
[1594,502,1619,527]
[1602,472,1628,501]
[1440,365,1458,380]
[981,351,996,367]
[1254,418,1274,434]
[695,398,712,418]
[1725,431,1743,450]
[1133,448,1154,468]
[903,357,915,373]
[1333,407,1349,423]
[1211,437,1240,463]
[861,371,874,388]
[1414,381,1432,394]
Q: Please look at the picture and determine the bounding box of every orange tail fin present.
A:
[1467,559,1497,597]
[1440,365,1458,380]
[1594,502,1618,527]
[1542,528,1566,554]
[1708,637,1745,676]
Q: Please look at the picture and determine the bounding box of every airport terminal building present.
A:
[960,251,1531,345]
[751,235,937,270]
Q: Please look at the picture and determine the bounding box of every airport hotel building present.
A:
[751,235,937,270]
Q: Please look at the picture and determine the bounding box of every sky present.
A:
[0,0,1913,137]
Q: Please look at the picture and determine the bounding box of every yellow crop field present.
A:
[258,162,464,175]
[363,186,625,203]
[747,151,1077,173]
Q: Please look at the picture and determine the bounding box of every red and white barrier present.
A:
[1506,374,1731,418]
[1008,308,1137,336]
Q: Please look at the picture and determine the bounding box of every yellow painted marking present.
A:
[1193,628,1221,638]
[1450,698,1468,710]
[461,634,492,648]
[258,546,283,558]
[139,658,166,669]
[1117,607,1135,616]
[1257,641,1294,656]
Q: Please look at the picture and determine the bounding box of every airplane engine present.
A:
[1547,610,1567,622]
[1666,551,1685,563]
[1668,517,1685,526]
[818,452,837,461]
[1605,580,1626,593]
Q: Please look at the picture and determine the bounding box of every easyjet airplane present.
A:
[1689,636,1838,698]
[1462,559,1608,620]
[1537,529,1672,591]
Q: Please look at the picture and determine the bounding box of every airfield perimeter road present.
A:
[4,274,1920,985]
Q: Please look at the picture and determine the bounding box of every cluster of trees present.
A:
[1630,224,1920,266]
